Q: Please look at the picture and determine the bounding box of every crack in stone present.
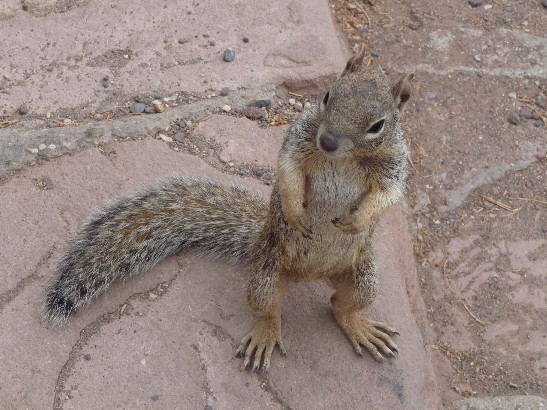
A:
[191,343,217,408]
[196,320,291,409]
[256,373,293,410]
[0,85,277,183]
[52,263,184,410]
[0,246,55,314]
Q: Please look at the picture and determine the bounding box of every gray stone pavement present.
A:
[1,1,440,409]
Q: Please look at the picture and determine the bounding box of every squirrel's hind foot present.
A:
[236,316,286,372]
[335,313,399,362]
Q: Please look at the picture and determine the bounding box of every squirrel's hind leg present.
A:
[329,242,399,362]
[236,254,288,372]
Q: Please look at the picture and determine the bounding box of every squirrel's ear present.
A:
[392,73,414,112]
[341,45,366,76]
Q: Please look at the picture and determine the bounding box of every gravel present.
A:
[519,106,533,120]
[130,103,146,114]
[19,103,29,114]
[249,99,271,108]
[102,75,111,88]
[174,132,185,143]
[468,0,483,7]
[409,21,422,30]
[223,48,236,62]
[426,91,437,100]
[507,112,520,125]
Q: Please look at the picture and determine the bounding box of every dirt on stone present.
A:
[330,0,546,406]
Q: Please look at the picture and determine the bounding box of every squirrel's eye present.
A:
[322,91,330,105]
[367,119,385,134]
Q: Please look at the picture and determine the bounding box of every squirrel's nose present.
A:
[319,132,339,153]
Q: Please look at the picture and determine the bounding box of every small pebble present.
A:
[148,292,158,301]
[241,106,266,120]
[221,104,231,113]
[152,100,165,113]
[158,134,173,142]
[542,0,547,9]
[130,103,146,114]
[507,92,517,99]
[288,98,296,105]
[223,48,236,62]
[519,106,533,120]
[144,105,156,114]
[249,99,272,109]
[174,132,185,143]
[255,170,264,177]
[468,0,483,7]
[38,144,47,151]
[371,50,380,58]
[102,75,111,88]
[507,112,520,125]
[535,95,546,109]
[204,405,213,410]
[484,4,492,9]
[304,102,311,109]
[473,54,481,62]
[408,21,422,30]
[294,102,303,112]
[150,395,160,402]
[242,37,249,43]
[446,91,454,99]
[143,97,154,105]
[19,103,29,115]
[83,354,92,361]
[219,87,230,96]
[219,151,230,163]
[426,91,437,100]
[27,148,39,154]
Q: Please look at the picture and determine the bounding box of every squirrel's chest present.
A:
[306,164,363,218]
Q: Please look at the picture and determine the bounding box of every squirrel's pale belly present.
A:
[281,165,369,280]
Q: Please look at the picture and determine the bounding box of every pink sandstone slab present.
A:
[0,136,438,409]
[0,0,346,116]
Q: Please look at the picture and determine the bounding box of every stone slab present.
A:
[0,0,346,115]
[0,138,438,409]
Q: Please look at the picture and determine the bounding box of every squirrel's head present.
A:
[316,47,414,158]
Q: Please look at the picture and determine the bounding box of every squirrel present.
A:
[44,47,414,372]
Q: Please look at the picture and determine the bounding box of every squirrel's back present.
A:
[43,178,267,325]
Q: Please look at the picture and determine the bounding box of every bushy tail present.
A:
[43,178,267,325]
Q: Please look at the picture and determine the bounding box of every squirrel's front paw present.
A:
[285,212,313,239]
[332,213,370,235]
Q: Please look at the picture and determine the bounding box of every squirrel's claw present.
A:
[237,318,285,372]
[332,214,370,235]
[287,215,313,239]
[334,313,399,363]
